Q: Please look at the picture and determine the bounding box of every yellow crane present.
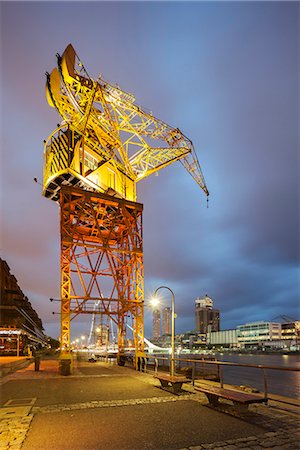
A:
[43,44,208,370]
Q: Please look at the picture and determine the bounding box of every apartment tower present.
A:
[162,307,171,335]
[152,309,161,339]
[195,295,220,334]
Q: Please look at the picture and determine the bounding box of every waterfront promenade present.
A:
[0,357,299,449]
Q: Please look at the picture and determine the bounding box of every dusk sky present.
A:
[1,2,299,341]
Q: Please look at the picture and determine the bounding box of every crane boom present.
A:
[44,44,209,202]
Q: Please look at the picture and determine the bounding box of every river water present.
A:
[152,352,299,399]
[211,353,300,400]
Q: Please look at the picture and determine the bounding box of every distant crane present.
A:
[43,44,208,368]
[271,315,296,323]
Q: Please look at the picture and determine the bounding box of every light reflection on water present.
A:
[215,353,300,399]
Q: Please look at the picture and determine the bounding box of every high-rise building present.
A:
[152,309,161,339]
[195,295,220,334]
[162,307,171,335]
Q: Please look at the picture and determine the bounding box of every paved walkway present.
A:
[0,358,299,449]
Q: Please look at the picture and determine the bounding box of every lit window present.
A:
[80,149,98,171]
[108,169,116,190]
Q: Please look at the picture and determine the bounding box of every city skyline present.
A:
[1,254,297,342]
[1,2,299,340]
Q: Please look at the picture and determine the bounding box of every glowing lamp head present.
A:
[150,297,160,308]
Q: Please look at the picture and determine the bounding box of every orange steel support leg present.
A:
[59,186,144,366]
[60,194,72,353]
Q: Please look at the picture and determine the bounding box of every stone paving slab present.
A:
[0,414,33,450]
[0,407,32,420]
[31,393,190,414]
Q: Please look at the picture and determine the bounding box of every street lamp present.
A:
[151,286,175,377]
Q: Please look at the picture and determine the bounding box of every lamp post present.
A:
[153,286,175,377]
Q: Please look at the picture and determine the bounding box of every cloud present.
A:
[1,2,299,340]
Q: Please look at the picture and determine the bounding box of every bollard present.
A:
[192,362,196,386]
[117,354,126,366]
[219,366,224,389]
[262,367,268,404]
[58,355,72,376]
[34,356,40,372]
[60,359,71,376]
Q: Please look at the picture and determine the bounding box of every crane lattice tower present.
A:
[43,44,209,366]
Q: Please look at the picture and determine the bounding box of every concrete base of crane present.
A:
[59,353,72,376]
[117,354,126,366]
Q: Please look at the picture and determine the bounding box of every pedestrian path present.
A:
[0,357,299,449]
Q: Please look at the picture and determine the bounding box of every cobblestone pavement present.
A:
[1,360,59,449]
[182,399,300,450]
[183,428,300,450]
[0,414,33,450]
[1,360,299,449]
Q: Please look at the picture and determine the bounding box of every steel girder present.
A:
[59,186,144,361]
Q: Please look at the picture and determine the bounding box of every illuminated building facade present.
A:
[195,295,220,334]
[0,259,46,355]
[281,321,300,341]
[152,309,161,339]
[162,307,171,335]
[207,329,237,348]
[237,321,281,348]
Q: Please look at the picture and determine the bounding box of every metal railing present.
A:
[131,354,300,403]
[83,351,299,403]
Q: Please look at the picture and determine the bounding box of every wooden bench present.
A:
[154,373,189,394]
[194,384,265,412]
